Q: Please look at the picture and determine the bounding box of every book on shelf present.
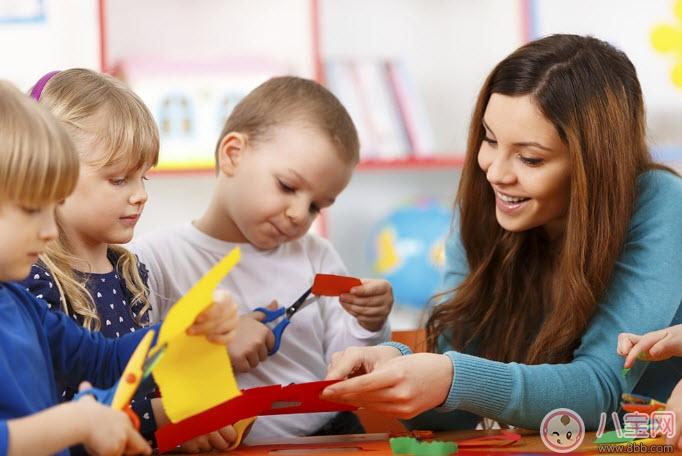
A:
[324,59,435,161]
[386,61,436,157]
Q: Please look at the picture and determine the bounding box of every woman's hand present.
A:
[325,345,403,380]
[322,353,454,419]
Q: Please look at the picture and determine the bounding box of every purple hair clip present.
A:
[30,70,60,101]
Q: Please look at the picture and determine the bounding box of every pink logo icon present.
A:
[540,408,585,453]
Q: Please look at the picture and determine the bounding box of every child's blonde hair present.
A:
[0,81,78,207]
[215,76,360,167]
[32,69,159,330]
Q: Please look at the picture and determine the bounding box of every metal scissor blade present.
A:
[285,287,313,319]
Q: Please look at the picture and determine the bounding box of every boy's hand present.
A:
[618,324,682,368]
[339,279,393,332]
[76,382,151,456]
[177,425,237,453]
[187,290,238,345]
[152,398,237,452]
[228,302,277,372]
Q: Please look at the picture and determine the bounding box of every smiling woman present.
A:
[478,93,571,238]
[322,33,682,436]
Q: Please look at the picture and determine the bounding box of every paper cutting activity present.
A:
[1,1,682,455]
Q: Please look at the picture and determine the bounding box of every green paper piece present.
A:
[621,367,631,378]
[389,437,457,456]
[594,431,634,444]
[390,437,417,454]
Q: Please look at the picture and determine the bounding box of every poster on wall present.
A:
[528,0,682,162]
[0,0,45,23]
[120,58,286,171]
[0,0,100,90]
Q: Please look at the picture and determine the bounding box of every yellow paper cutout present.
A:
[154,247,241,422]
[227,417,257,450]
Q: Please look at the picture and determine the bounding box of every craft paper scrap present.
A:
[593,431,634,444]
[154,247,241,422]
[390,437,457,456]
[312,274,361,296]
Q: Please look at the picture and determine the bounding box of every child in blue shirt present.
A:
[0,80,238,456]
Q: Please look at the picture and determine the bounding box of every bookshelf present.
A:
[357,156,465,171]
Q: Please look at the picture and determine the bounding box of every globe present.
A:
[368,199,452,309]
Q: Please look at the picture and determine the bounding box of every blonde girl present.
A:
[24,68,239,452]
[24,68,161,441]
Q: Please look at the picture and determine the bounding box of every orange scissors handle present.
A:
[124,404,141,430]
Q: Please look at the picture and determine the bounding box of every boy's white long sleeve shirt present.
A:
[132,223,389,441]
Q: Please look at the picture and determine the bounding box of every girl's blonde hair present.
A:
[33,68,159,330]
[0,81,78,206]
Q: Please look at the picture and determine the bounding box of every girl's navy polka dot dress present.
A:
[20,252,157,445]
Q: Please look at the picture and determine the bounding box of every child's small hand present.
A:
[339,279,393,332]
[228,302,277,372]
[76,382,152,456]
[177,425,237,453]
[618,324,682,368]
[187,290,238,345]
[153,397,238,452]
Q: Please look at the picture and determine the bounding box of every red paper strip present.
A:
[456,430,521,448]
[312,274,361,296]
[622,403,663,414]
[156,380,356,453]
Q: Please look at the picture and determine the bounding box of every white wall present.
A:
[105,0,314,77]
[2,0,100,90]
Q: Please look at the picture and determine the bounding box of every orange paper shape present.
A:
[312,274,361,296]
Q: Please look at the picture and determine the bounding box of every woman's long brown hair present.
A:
[426,34,659,364]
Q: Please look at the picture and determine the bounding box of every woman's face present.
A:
[477,93,571,238]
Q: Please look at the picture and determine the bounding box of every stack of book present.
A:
[324,60,435,160]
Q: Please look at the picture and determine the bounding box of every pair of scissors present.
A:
[254,287,313,355]
[73,331,166,429]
